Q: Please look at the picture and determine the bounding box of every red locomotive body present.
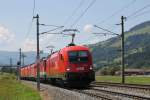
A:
[20,67,25,79]
[30,63,37,80]
[39,59,46,81]
[46,45,95,86]
[21,65,28,80]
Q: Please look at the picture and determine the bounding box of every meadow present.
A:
[0,73,41,100]
[96,75,150,85]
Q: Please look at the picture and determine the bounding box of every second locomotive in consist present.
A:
[21,45,95,87]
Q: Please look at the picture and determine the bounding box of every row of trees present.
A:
[0,67,17,75]
[96,66,120,75]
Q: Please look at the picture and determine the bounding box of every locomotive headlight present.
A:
[90,65,93,70]
[66,66,71,71]
[66,68,70,71]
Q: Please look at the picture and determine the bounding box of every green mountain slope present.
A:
[89,20,150,69]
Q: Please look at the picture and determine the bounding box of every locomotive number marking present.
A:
[77,67,84,70]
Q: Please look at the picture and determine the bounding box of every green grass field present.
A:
[0,73,41,100]
[96,75,150,85]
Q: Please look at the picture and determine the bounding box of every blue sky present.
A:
[0,0,150,52]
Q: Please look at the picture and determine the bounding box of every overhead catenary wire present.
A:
[63,0,85,26]
[127,9,150,21]
[32,0,36,16]
[94,0,136,37]
[127,3,150,19]
[97,0,137,25]
[94,25,119,36]
[40,26,64,35]
[40,24,63,27]
[23,0,36,45]
[134,9,150,17]
[24,19,34,41]
[38,0,84,46]
[91,0,136,45]
[70,0,97,28]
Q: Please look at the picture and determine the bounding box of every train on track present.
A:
[20,45,95,87]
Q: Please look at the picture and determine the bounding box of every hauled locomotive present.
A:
[20,45,95,87]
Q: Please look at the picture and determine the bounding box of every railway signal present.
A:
[17,61,20,81]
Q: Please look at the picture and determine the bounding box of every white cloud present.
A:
[83,24,93,33]
[0,26,15,43]
[23,38,36,51]
[22,34,55,52]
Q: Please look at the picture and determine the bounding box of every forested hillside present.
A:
[89,20,150,70]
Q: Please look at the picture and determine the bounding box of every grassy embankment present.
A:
[0,73,41,100]
[96,75,150,85]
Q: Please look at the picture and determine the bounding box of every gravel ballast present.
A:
[22,81,100,100]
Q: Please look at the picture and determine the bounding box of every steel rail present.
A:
[73,89,115,100]
[92,82,150,90]
[91,88,150,100]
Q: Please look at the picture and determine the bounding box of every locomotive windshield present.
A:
[68,51,89,63]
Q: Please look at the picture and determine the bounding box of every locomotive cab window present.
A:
[68,51,88,63]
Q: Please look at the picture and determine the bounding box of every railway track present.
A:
[80,81,150,100]
[23,80,150,100]
[91,88,150,100]
[72,89,116,100]
[91,82,150,90]
[71,87,150,100]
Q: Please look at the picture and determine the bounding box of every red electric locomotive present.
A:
[46,45,95,86]
[20,45,95,87]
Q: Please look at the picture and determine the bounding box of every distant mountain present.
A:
[89,20,150,69]
[0,51,48,66]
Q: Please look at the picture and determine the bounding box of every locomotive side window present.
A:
[60,54,64,61]
[68,51,88,63]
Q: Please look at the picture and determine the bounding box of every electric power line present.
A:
[40,24,63,27]
[32,0,36,16]
[94,0,136,37]
[27,0,36,38]
[63,0,85,26]
[24,19,34,40]
[70,0,97,28]
[97,0,136,25]
[40,26,64,35]
[94,25,119,36]
[127,9,150,20]
[22,0,36,48]
[127,3,150,18]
